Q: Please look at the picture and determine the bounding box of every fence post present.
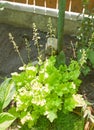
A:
[57,0,66,53]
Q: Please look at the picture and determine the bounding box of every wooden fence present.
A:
[6,0,94,13]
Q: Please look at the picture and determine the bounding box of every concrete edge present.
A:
[0,1,84,34]
[0,1,83,20]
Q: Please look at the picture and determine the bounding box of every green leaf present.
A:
[88,49,94,66]
[0,112,16,130]
[82,65,91,76]
[44,111,57,122]
[63,96,77,113]
[8,107,18,117]
[0,78,15,112]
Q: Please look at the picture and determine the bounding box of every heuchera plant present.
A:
[9,56,81,128]
[76,11,94,75]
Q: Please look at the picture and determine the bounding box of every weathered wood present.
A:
[35,0,44,6]
[46,0,57,8]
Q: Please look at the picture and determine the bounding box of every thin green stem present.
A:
[9,33,25,65]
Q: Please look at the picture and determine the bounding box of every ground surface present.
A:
[0,23,94,108]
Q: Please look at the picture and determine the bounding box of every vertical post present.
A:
[44,0,47,14]
[33,0,36,12]
[56,0,58,9]
[57,0,66,53]
[26,0,28,4]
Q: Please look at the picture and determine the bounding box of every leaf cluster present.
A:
[9,56,81,128]
[76,12,94,75]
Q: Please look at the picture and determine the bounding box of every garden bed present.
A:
[1,23,94,130]
[0,23,73,81]
[0,23,85,130]
[0,23,94,108]
[0,1,94,130]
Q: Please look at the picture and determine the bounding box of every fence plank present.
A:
[88,0,94,12]
[28,0,33,4]
[35,0,44,6]
[14,0,26,3]
[71,0,83,12]
[71,0,94,13]
[66,0,70,11]
[46,0,57,8]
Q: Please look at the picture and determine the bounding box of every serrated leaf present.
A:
[64,96,77,113]
[0,112,16,130]
[45,111,57,122]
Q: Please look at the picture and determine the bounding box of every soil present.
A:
[0,23,94,108]
[0,23,46,79]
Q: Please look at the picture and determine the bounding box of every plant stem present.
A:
[9,33,25,65]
